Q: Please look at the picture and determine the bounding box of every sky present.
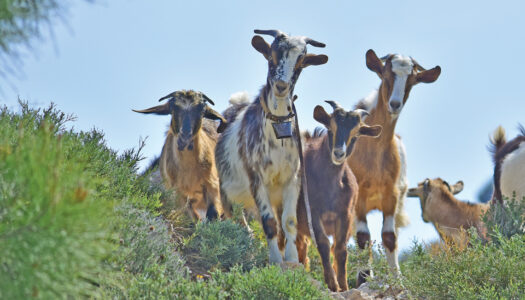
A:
[2,0,524,250]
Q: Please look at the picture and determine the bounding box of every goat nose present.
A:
[179,131,191,140]
[334,149,345,159]
[275,81,288,93]
[390,100,401,110]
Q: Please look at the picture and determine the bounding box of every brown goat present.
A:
[349,49,441,285]
[295,101,382,292]
[407,178,489,243]
[133,90,227,220]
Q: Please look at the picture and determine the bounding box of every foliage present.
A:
[401,234,525,299]
[0,102,114,298]
[183,219,267,274]
[483,195,525,240]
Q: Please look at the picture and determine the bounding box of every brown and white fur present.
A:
[133,90,227,220]
[295,101,382,291]
[407,178,489,243]
[350,50,441,285]
[215,29,328,264]
[490,125,525,203]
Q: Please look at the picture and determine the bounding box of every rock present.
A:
[331,289,374,300]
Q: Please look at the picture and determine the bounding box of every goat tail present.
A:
[228,91,251,106]
[489,126,506,157]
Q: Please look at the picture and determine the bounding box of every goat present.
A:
[490,125,525,203]
[407,178,489,243]
[295,101,382,292]
[215,29,328,264]
[133,90,227,220]
[349,49,441,285]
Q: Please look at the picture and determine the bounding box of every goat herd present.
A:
[133,29,525,292]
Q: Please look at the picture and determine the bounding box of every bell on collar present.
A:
[272,121,293,139]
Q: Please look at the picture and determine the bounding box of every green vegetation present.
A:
[0,102,328,299]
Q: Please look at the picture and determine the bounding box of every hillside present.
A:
[0,102,523,299]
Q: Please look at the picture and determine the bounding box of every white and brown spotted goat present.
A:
[350,50,441,285]
[296,101,382,291]
[215,29,328,264]
[134,90,227,220]
[407,178,489,243]
[490,125,525,203]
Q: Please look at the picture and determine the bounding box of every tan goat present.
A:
[349,49,441,285]
[134,90,227,220]
[407,178,489,244]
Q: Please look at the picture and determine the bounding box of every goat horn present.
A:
[201,93,215,105]
[293,95,298,102]
[254,29,285,38]
[410,57,427,71]
[380,54,391,62]
[304,37,326,48]
[158,92,177,102]
[324,100,342,110]
[355,109,370,119]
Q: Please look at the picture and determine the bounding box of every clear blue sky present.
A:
[2,0,524,250]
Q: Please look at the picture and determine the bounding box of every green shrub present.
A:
[0,103,115,298]
[210,265,330,300]
[401,234,525,299]
[484,196,525,240]
[183,219,267,274]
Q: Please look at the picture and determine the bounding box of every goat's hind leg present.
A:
[355,214,372,287]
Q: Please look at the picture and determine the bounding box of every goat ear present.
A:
[313,105,330,127]
[450,180,464,195]
[366,49,383,77]
[132,102,171,115]
[204,106,228,133]
[251,35,271,60]
[407,187,421,197]
[302,54,328,68]
[359,125,382,138]
[416,66,441,83]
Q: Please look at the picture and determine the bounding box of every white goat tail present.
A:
[229,91,251,106]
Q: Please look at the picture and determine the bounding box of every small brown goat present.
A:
[133,90,227,220]
[295,101,382,292]
[407,178,489,243]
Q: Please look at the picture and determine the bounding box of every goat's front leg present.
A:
[203,181,221,221]
[382,189,401,275]
[250,173,282,264]
[281,178,300,262]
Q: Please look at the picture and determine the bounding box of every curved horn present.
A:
[410,57,427,71]
[200,93,215,105]
[158,91,178,102]
[254,29,285,38]
[304,37,326,48]
[355,108,370,119]
[324,100,342,111]
[380,54,392,62]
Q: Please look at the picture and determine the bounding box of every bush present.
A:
[484,196,525,240]
[0,103,115,298]
[210,265,330,300]
[401,234,525,299]
[183,220,267,274]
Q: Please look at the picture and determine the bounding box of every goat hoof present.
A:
[356,270,371,287]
